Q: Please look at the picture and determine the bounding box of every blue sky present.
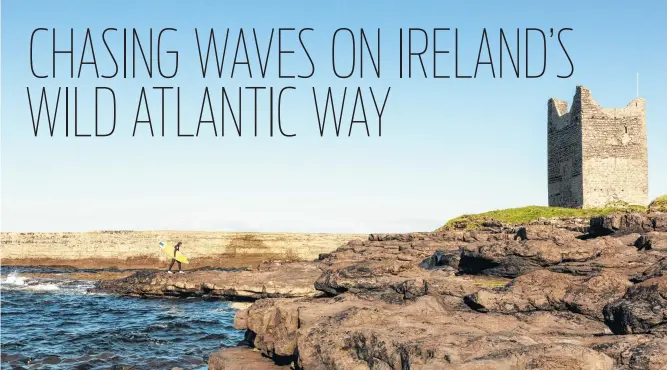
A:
[2,0,666,233]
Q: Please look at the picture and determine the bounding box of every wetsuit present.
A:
[167,243,182,272]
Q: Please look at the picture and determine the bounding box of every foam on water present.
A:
[3,271,27,286]
[1,270,94,293]
[0,267,243,369]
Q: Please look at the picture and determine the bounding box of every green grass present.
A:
[437,196,666,231]
[649,195,667,212]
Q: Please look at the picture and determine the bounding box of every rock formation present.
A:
[97,261,323,300]
[202,211,667,369]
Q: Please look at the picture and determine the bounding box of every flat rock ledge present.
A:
[215,212,667,370]
[209,348,282,370]
[96,261,322,300]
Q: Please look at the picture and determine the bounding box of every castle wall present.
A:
[547,94,583,208]
[578,87,648,207]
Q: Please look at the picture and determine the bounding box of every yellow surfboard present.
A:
[159,241,189,264]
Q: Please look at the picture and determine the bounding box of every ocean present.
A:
[0,267,244,369]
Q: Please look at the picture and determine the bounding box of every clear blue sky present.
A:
[2,0,666,233]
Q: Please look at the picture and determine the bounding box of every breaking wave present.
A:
[1,270,94,293]
[1,267,243,370]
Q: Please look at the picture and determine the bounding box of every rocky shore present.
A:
[93,212,667,369]
[97,261,323,300]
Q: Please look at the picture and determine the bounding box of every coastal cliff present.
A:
[1,231,362,269]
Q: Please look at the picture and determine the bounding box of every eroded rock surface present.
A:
[595,213,667,235]
[97,261,322,299]
[208,347,282,370]
[96,211,667,369]
[238,294,614,369]
[215,212,667,369]
[464,269,631,320]
[604,275,667,335]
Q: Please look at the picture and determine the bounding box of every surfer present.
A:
[167,242,185,274]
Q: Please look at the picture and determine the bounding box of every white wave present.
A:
[1,270,94,293]
[25,282,61,291]
[3,271,27,286]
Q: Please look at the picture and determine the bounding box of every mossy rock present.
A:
[436,197,666,232]
[649,195,667,212]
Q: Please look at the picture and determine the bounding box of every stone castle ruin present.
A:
[548,86,648,208]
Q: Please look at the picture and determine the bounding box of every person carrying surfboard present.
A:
[167,242,185,274]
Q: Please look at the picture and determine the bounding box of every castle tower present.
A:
[547,86,648,208]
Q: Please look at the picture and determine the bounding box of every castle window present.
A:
[625,126,628,134]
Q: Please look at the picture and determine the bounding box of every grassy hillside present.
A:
[438,196,666,231]
[650,195,667,212]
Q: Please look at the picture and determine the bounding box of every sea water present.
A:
[0,267,244,369]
